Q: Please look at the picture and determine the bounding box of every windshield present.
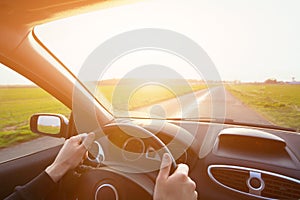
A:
[34,0,300,130]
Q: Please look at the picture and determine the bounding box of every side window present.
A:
[0,63,70,162]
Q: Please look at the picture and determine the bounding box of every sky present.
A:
[1,0,300,84]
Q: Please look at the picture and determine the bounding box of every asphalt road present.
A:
[0,86,271,162]
[135,86,271,125]
[0,136,65,163]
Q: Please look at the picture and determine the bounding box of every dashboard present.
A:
[82,119,300,200]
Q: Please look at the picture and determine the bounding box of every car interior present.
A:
[0,0,299,200]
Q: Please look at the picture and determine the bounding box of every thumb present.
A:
[157,153,172,181]
[82,132,95,150]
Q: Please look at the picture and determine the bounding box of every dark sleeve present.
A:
[4,171,56,200]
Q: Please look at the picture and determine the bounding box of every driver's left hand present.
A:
[45,132,95,182]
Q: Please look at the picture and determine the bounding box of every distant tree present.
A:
[264,78,277,84]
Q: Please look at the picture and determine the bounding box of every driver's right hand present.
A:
[153,153,198,200]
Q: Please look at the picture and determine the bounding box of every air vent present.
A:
[210,167,248,193]
[208,165,300,199]
[262,174,300,199]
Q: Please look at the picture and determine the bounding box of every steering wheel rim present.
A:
[61,117,198,199]
[68,122,177,200]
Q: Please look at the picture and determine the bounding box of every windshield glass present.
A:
[34,0,300,130]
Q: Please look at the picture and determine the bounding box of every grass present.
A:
[0,87,70,148]
[227,84,300,130]
[37,125,60,135]
[0,82,207,148]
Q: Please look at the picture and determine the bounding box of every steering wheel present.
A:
[74,122,177,200]
[104,122,177,171]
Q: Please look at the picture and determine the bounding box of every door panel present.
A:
[0,145,62,199]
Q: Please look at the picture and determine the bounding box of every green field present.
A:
[227,84,300,130]
[0,87,70,148]
[0,83,206,148]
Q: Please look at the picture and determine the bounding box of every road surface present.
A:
[0,136,64,162]
[0,86,271,162]
[135,86,271,125]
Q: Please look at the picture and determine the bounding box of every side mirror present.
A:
[30,113,69,138]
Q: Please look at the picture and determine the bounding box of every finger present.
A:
[157,153,172,181]
[193,190,198,200]
[82,132,95,150]
[174,163,189,177]
[188,177,197,191]
[79,133,87,141]
[68,133,86,144]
